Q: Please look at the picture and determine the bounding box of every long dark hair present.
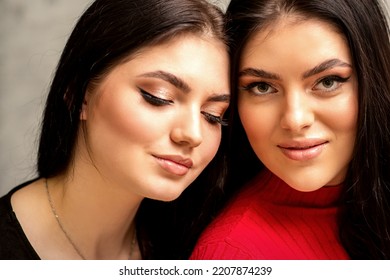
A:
[225,0,390,259]
[37,0,227,259]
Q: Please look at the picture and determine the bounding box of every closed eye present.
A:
[201,111,228,126]
[138,87,173,106]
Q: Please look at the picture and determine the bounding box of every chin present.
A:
[282,177,325,193]
[148,187,185,202]
[289,183,324,192]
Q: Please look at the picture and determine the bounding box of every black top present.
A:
[0,180,41,260]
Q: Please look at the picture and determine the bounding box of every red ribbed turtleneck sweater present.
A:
[190,169,349,260]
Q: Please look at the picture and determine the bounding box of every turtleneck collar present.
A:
[254,169,343,208]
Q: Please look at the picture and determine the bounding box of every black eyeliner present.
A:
[137,87,172,106]
[318,75,350,83]
[201,111,229,126]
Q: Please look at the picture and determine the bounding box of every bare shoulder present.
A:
[11,178,47,216]
[10,178,53,257]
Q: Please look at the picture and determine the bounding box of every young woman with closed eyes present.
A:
[191,0,390,259]
[0,0,230,260]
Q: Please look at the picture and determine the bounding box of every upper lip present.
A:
[277,138,328,149]
[154,154,194,168]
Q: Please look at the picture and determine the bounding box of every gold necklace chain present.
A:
[45,178,137,260]
[45,179,87,259]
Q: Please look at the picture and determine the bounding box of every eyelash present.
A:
[313,75,350,92]
[139,88,228,126]
[201,111,229,126]
[241,75,351,96]
[139,88,173,106]
[241,82,276,96]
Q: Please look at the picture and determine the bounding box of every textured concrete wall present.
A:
[0,0,92,196]
[0,0,388,196]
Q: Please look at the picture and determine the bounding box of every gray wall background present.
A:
[0,0,230,196]
[0,0,388,196]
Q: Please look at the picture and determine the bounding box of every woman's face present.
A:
[238,18,358,191]
[80,35,229,201]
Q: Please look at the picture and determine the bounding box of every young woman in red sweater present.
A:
[191,0,390,259]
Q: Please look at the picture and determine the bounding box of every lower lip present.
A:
[279,143,326,161]
[154,157,190,176]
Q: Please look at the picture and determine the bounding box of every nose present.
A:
[170,107,202,148]
[280,90,314,132]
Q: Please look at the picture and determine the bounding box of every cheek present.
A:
[90,94,160,147]
[326,92,358,141]
[238,100,272,149]
[201,129,222,163]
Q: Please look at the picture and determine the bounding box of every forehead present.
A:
[134,35,229,79]
[92,34,229,95]
[240,17,351,68]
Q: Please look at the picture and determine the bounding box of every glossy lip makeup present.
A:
[277,139,329,161]
[154,155,193,176]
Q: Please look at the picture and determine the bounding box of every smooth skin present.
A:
[80,34,230,201]
[238,17,358,192]
[11,34,230,259]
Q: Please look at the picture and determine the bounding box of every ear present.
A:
[80,91,91,121]
[80,99,88,120]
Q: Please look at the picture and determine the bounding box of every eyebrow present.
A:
[302,59,352,78]
[207,94,230,103]
[139,70,229,103]
[239,58,352,81]
[238,68,281,80]
[138,70,191,93]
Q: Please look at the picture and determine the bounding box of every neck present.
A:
[258,169,343,208]
[48,173,142,259]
